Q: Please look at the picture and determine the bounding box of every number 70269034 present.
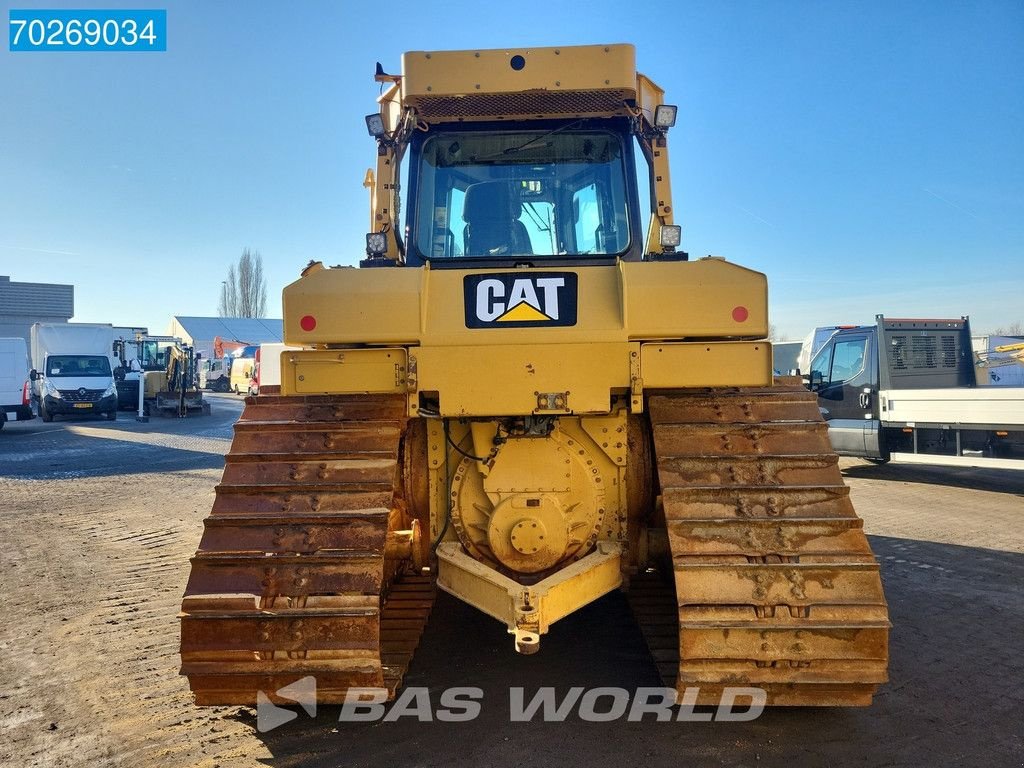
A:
[9,9,166,51]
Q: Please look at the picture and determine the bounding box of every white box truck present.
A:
[249,343,300,396]
[0,337,34,429]
[30,323,119,422]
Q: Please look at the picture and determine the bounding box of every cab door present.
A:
[808,332,873,455]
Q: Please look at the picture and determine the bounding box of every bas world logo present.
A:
[464,272,578,328]
[256,676,317,732]
[254,681,766,731]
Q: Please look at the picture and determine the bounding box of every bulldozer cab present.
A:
[405,121,640,266]
[357,45,681,268]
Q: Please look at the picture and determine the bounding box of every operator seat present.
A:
[462,181,533,257]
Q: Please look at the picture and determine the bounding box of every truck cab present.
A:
[199,358,229,392]
[807,325,883,458]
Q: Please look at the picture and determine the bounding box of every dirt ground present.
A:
[1,395,1022,767]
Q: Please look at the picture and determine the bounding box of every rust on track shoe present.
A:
[638,379,889,706]
[179,394,433,705]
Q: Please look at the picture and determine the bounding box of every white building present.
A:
[168,316,283,360]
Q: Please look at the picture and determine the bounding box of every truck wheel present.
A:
[40,403,53,423]
[106,410,117,422]
[217,378,229,393]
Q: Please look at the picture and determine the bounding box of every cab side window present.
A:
[810,345,832,385]
[830,338,867,384]
[810,337,868,386]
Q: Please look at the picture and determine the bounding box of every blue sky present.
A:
[1,0,1021,339]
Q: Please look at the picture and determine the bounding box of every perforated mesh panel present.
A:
[882,320,972,388]
[411,89,632,121]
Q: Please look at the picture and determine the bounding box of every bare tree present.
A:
[218,248,267,318]
[991,322,1024,336]
[218,264,239,316]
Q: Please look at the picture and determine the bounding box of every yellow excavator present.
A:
[115,335,209,417]
[180,44,889,707]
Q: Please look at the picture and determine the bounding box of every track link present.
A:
[637,378,889,706]
[180,393,433,705]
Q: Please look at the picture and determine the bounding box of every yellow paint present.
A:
[283,259,767,347]
[435,541,623,651]
[640,341,774,388]
[281,258,771,410]
[402,44,636,108]
[497,302,550,322]
[284,348,407,395]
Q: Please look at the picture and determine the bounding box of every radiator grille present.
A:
[59,388,104,403]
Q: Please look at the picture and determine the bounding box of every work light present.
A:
[660,224,682,248]
[654,104,678,129]
[365,113,386,137]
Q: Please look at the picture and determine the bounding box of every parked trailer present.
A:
[806,316,1024,469]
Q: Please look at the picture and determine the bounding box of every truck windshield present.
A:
[413,129,631,261]
[47,355,111,377]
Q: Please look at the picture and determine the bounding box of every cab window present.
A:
[413,129,631,261]
[811,337,868,385]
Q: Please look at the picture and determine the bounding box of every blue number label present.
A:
[9,9,166,51]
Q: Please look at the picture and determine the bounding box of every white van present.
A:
[30,323,118,422]
[0,337,34,429]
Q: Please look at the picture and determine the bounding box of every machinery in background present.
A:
[974,337,1024,385]
[199,336,256,392]
[114,335,210,417]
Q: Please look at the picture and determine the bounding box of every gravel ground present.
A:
[1,393,1021,767]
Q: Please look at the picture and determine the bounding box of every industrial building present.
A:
[168,316,283,360]
[0,275,74,342]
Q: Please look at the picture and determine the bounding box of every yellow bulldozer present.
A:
[180,44,889,707]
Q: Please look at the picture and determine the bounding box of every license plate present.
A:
[73,402,93,409]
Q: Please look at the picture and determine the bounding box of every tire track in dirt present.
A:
[0,471,268,767]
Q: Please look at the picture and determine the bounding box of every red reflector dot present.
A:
[300,315,317,332]
[732,306,749,323]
